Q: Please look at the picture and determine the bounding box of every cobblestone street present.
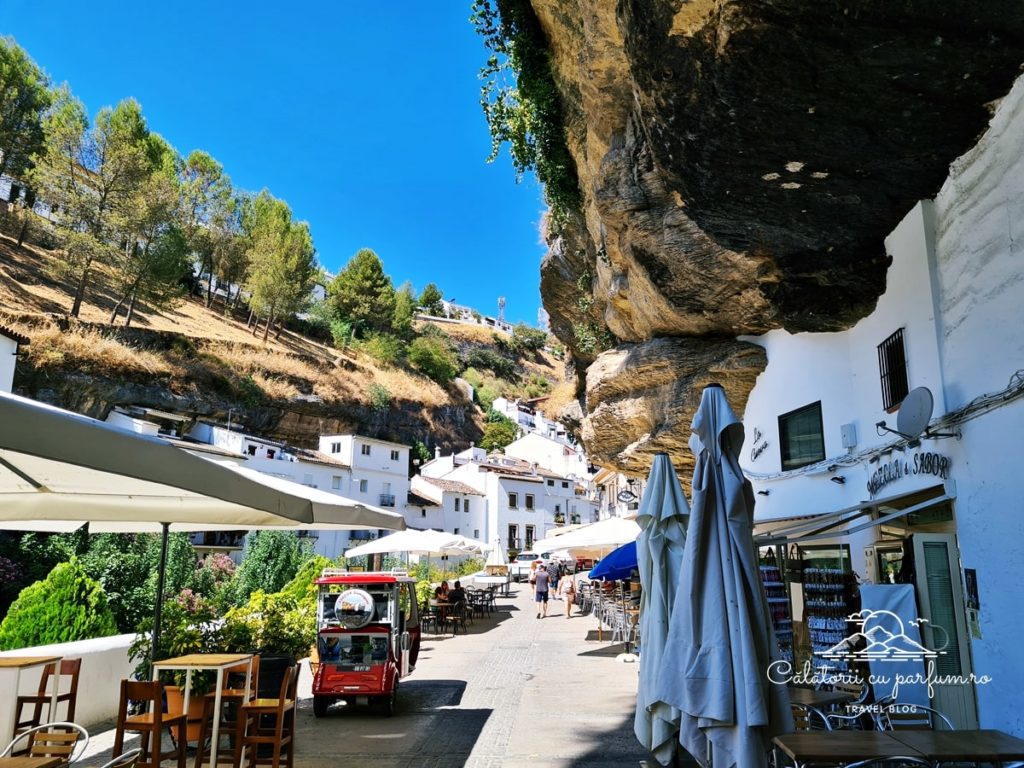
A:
[75,581,653,767]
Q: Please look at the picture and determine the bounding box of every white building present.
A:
[736,74,1024,736]
[415,446,583,554]
[409,476,487,541]
[0,326,29,393]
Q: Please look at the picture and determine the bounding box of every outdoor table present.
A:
[0,656,62,748]
[152,653,253,768]
[773,731,921,768]
[787,687,856,710]
[0,757,63,768]
[888,728,1024,764]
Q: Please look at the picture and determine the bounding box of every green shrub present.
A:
[0,559,118,650]
[408,335,459,383]
[278,555,339,608]
[461,367,484,388]
[220,590,314,660]
[358,333,405,366]
[511,323,547,352]
[476,382,501,411]
[369,382,392,412]
[129,591,221,689]
[225,531,311,606]
[480,409,519,452]
[465,348,517,380]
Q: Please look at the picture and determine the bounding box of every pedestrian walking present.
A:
[546,558,560,593]
[558,573,576,618]
[534,567,550,618]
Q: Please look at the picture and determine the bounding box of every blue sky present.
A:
[1,2,548,326]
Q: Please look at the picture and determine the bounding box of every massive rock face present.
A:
[534,0,1024,472]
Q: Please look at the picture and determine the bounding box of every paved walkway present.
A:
[74,581,655,767]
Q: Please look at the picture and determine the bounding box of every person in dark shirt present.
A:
[534,568,550,618]
[447,580,466,604]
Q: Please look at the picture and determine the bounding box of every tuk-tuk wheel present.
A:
[376,681,398,717]
[313,696,330,718]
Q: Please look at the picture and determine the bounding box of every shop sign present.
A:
[750,427,770,462]
[866,450,952,496]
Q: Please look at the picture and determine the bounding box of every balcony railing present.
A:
[379,493,396,507]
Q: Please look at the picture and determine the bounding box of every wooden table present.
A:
[773,731,921,768]
[0,757,63,768]
[787,687,856,709]
[0,656,62,748]
[153,653,253,768]
[889,729,1024,764]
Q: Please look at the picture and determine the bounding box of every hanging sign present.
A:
[867,450,952,495]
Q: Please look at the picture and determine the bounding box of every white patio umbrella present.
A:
[344,528,475,558]
[0,390,405,653]
[654,385,792,767]
[634,452,690,765]
[531,516,640,554]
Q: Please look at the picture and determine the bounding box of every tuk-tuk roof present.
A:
[315,569,417,586]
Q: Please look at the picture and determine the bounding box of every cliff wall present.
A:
[532,0,1024,474]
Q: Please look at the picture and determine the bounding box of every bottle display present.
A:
[759,563,793,663]
[803,566,855,672]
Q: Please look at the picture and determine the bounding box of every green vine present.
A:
[471,0,582,219]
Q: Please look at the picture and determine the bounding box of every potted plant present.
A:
[220,590,314,697]
[130,590,222,742]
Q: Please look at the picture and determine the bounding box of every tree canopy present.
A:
[327,248,396,337]
[0,37,52,180]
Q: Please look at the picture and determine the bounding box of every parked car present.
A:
[540,551,576,574]
[509,551,543,582]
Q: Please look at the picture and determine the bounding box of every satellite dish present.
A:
[896,387,934,440]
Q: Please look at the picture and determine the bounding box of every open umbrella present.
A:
[0,391,406,655]
[588,540,638,582]
[633,452,690,765]
[343,528,475,558]
[655,385,791,768]
[531,516,640,554]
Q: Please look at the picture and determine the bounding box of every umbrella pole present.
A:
[151,522,170,668]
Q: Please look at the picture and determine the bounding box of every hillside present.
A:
[0,234,569,452]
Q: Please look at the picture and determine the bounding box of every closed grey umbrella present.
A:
[655,385,792,768]
[634,452,690,765]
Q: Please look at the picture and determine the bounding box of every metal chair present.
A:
[14,658,83,735]
[444,601,469,635]
[99,747,144,768]
[875,702,956,731]
[842,758,931,768]
[112,679,187,768]
[1,721,90,764]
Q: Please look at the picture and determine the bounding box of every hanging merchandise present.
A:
[759,561,793,664]
[803,565,857,673]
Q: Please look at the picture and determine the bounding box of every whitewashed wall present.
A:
[0,634,135,731]
[0,336,17,393]
[930,72,1024,736]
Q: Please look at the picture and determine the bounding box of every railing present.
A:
[379,493,396,507]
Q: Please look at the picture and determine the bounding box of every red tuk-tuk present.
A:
[311,569,421,717]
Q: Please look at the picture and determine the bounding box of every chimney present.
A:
[434,445,441,459]
[531,462,538,476]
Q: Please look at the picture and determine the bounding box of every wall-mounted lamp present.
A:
[868,455,880,464]
[830,476,846,485]
[827,464,838,472]
[757,490,770,496]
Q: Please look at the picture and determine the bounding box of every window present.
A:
[561,481,569,489]
[464,499,470,514]
[331,475,342,490]
[474,529,479,539]
[361,444,371,456]
[331,442,341,454]
[779,402,825,471]
[525,525,535,547]
[390,449,399,461]
[246,445,257,456]
[266,449,275,459]
[455,498,461,512]
[421,508,427,517]
[508,492,518,509]
[547,479,554,487]
[454,527,460,536]
[878,329,909,411]
[525,494,535,510]
[359,479,368,493]
[555,504,560,513]
[508,524,518,549]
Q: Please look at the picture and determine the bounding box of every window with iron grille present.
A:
[878,329,909,411]
[778,402,825,471]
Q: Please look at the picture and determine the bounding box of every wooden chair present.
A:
[112,680,187,768]
[1,721,90,764]
[193,656,261,768]
[15,658,83,735]
[237,664,298,768]
[99,747,144,768]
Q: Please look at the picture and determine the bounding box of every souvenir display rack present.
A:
[804,566,857,672]
[759,563,794,663]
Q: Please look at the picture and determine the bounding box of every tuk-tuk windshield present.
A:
[318,633,390,669]
[319,584,394,627]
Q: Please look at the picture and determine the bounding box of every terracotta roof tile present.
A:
[421,477,485,496]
